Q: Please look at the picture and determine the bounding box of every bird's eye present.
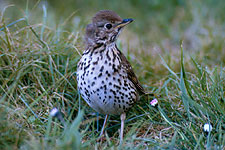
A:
[105,23,112,30]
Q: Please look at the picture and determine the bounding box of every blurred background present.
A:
[0,0,225,149]
[1,0,225,66]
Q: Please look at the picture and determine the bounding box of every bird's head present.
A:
[85,10,133,46]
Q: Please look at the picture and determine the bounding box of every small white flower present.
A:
[150,98,158,106]
[203,123,212,132]
[50,108,59,117]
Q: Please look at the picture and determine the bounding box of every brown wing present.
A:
[118,49,146,95]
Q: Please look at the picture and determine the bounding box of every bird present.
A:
[76,10,146,144]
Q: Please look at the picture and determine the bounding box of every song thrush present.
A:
[76,10,145,144]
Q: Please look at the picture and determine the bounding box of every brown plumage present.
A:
[76,10,145,144]
[119,49,146,95]
[92,10,122,23]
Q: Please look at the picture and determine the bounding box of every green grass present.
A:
[0,0,225,149]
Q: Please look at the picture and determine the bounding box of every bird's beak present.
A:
[115,18,134,29]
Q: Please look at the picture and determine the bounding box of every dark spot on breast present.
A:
[106,50,111,61]
[113,84,121,89]
[86,71,89,76]
[114,96,119,99]
[100,66,104,72]
[124,81,128,86]
[106,70,111,77]
[130,91,136,95]
[110,89,116,95]
[84,64,90,72]
[112,64,118,73]
[93,61,98,65]
[92,57,99,65]
[123,87,127,91]
[100,36,107,41]
[98,73,102,77]
[93,43,104,52]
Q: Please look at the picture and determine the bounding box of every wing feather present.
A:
[117,49,146,95]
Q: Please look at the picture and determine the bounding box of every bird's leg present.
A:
[120,112,126,145]
[99,115,109,137]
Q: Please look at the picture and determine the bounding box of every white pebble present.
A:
[203,123,212,132]
[50,107,59,117]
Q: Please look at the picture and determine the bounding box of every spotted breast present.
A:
[77,43,138,115]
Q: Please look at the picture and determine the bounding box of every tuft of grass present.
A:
[0,0,225,149]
